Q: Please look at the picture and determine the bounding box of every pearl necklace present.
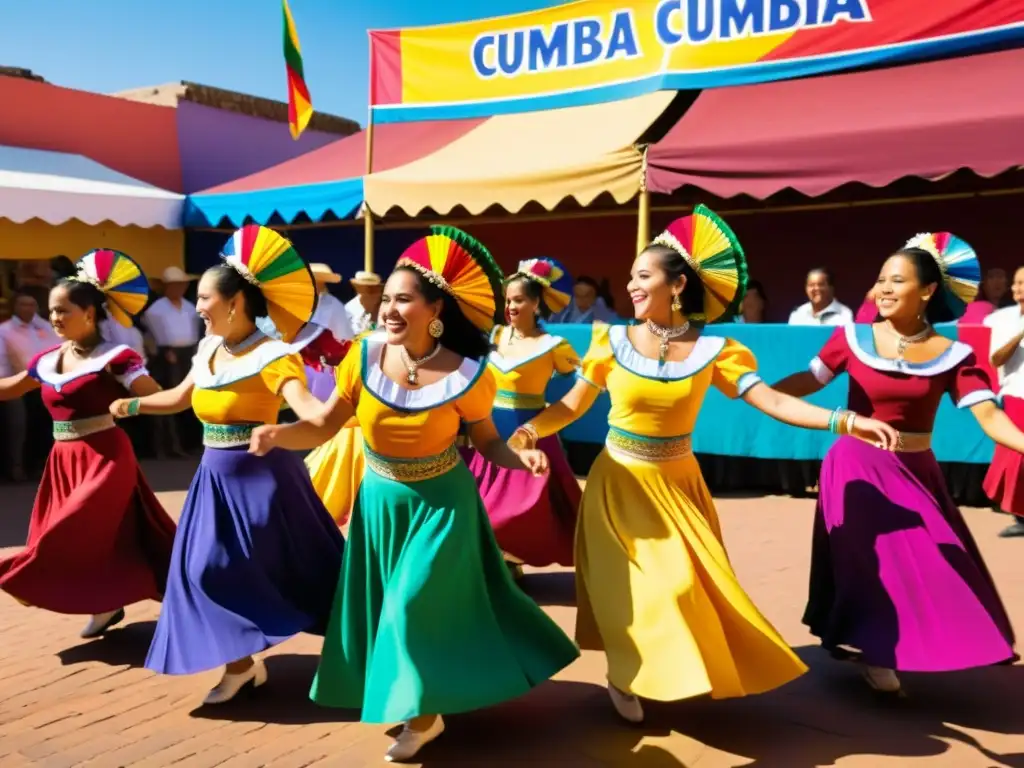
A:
[400,343,441,385]
[645,319,690,363]
[884,320,931,359]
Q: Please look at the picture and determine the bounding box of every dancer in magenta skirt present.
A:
[460,258,581,573]
[776,232,1024,694]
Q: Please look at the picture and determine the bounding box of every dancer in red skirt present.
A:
[0,250,176,639]
[984,266,1024,537]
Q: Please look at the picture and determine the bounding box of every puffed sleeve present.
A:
[455,366,497,424]
[809,327,850,385]
[107,349,149,390]
[577,323,614,390]
[711,339,762,399]
[949,353,998,409]
[333,339,364,406]
[259,353,307,395]
[550,337,581,376]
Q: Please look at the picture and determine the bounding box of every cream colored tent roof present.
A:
[363,91,675,217]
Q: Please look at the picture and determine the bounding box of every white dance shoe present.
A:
[80,608,126,639]
[203,659,268,705]
[862,665,901,693]
[385,716,445,762]
[608,682,644,723]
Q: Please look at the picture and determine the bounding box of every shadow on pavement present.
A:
[57,620,157,668]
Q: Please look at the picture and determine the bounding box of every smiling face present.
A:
[48,284,93,343]
[196,271,238,338]
[505,278,540,329]
[13,294,38,323]
[806,270,833,308]
[380,269,442,347]
[627,249,683,322]
[875,254,936,322]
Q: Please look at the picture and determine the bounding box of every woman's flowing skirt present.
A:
[146,446,345,675]
[984,395,1024,516]
[310,450,580,723]
[460,407,579,566]
[0,427,175,613]
[577,444,807,702]
[305,418,364,525]
[806,436,1015,671]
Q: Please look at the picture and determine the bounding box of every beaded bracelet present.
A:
[125,398,141,418]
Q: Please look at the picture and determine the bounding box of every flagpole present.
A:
[635,145,650,254]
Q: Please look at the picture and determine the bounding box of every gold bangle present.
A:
[514,424,539,450]
[845,411,856,436]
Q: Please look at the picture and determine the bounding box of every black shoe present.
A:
[998,521,1024,538]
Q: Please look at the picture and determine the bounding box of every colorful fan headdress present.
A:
[396,226,504,333]
[73,249,150,328]
[220,225,317,342]
[903,232,980,318]
[508,257,573,315]
[650,204,748,323]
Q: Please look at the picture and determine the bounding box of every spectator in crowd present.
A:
[309,264,355,343]
[345,270,384,334]
[788,267,853,326]
[963,267,1015,324]
[0,291,58,481]
[140,267,203,458]
[49,255,77,281]
[549,275,618,324]
[735,280,768,323]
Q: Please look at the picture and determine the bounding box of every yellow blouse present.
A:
[532,324,761,439]
[190,335,308,426]
[487,325,580,399]
[336,334,496,459]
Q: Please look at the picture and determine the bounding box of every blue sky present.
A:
[1,0,560,125]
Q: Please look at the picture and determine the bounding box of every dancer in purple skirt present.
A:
[775,232,1024,694]
[460,258,581,574]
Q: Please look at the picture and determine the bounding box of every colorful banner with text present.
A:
[368,0,1024,122]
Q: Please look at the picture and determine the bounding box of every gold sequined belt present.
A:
[52,414,116,441]
[364,443,460,483]
[605,427,693,462]
[492,390,546,411]
[854,431,932,453]
[202,422,257,449]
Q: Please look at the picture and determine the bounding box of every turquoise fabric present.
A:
[545,323,993,464]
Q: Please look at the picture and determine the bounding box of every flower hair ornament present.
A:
[904,232,980,319]
[219,224,318,342]
[396,225,505,334]
[508,257,573,315]
[650,204,748,324]
[73,249,150,328]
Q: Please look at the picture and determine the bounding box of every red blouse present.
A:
[28,344,149,422]
[809,325,996,433]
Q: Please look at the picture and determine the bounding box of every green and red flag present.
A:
[282,0,312,139]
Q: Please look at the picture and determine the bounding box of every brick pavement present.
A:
[3,459,1024,766]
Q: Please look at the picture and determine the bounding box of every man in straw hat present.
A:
[309,263,355,344]
[141,266,203,457]
[345,270,383,335]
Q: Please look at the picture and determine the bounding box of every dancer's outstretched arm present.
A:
[0,371,40,401]
[110,375,195,418]
[972,401,1024,454]
[280,379,330,422]
[743,382,899,449]
[770,371,826,399]
[466,418,549,476]
[508,378,600,450]
[249,391,354,454]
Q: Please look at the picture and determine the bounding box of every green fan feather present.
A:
[431,225,506,325]
[694,204,749,324]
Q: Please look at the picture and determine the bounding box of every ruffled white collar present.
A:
[362,335,485,411]
[608,324,725,381]
[192,324,322,390]
[487,326,566,374]
[31,343,133,390]
[845,323,972,376]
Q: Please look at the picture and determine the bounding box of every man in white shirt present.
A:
[345,271,383,334]
[788,268,854,326]
[141,267,203,457]
[984,266,1024,538]
[0,292,59,481]
[309,264,355,343]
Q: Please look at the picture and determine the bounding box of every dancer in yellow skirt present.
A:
[510,206,898,722]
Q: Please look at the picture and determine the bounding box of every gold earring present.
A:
[428,318,444,338]
[228,307,235,324]
[671,294,681,312]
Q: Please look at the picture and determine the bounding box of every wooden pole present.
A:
[363,113,376,273]
[635,145,650,254]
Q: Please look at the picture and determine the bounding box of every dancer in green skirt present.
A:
[250,227,580,763]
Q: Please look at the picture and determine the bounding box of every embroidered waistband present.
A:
[364,442,460,483]
[493,390,546,411]
[53,414,116,441]
[605,427,693,462]
[202,422,258,448]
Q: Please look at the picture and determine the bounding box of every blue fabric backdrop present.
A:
[545,323,993,464]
